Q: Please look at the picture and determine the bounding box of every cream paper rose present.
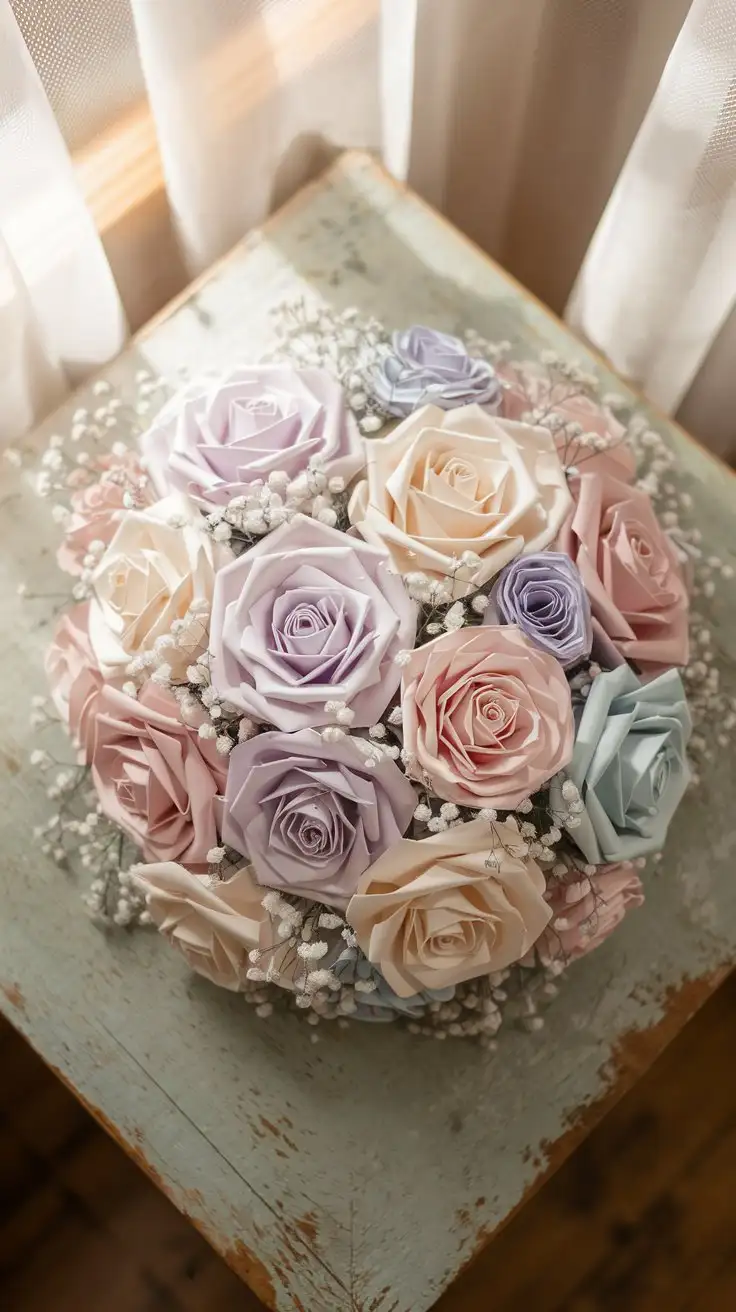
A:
[346,818,551,996]
[88,493,225,678]
[132,861,276,990]
[348,403,572,595]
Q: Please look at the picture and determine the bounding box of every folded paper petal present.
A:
[402,626,574,809]
[372,325,503,418]
[209,514,417,730]
[550,664,691,863]
[90,681,227,867]
[45,602,104,763]
[223,729,416,907]
[538,861,644,963]
[347,818,551,996]
[557,470,689,674]
[57,448,152,577]
[141,365,364,508]
[89,493,226,679]
[348,403,572,595]
[488,551,592,668]
[132,861,277,990]
[499,361,637,483]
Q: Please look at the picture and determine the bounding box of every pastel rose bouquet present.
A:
[37,315,700,1043]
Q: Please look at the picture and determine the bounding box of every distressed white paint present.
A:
[1,154,735,1312]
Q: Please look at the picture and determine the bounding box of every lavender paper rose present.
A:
[141,365,364,508]
[487,552,592,669]
[209,514,418,731]
[373,325,503,418]
[222,730,417,907]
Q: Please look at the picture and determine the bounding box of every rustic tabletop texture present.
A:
[1,152,735,1312]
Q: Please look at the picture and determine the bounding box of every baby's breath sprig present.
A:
[269,299,392,436]
[29,740,150,927]
[34,374,167,503]
[405,553,488,645]
[202,457,351,556]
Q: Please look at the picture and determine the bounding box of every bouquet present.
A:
[35,311,724,1043]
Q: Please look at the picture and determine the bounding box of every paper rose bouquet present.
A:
[35,311,709,1043]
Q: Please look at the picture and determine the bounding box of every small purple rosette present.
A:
[486,552,592,669]
[222,730,417,907]
[373,325,502,418]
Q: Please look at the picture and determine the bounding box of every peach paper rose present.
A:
[45,603,104,763]
[557,470,689,673]
[402,626,574,809]
[89,492,226,679]
[346,818,552,996]
[90,681,227,867]
[132,861,275,990]
[499,361,636,483]
[538,861,644,965]
[348,403,572,595]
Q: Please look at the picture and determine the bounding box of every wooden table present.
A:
[1,152,735,1312]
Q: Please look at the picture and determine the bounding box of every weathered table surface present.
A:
[1,152,735,1312]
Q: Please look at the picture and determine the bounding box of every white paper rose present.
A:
[88,493,226,678]
[348,403,572,595]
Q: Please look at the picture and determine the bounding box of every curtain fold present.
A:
[1,0,735,458]
[566,0,736,420]
[0,1,126,444]
[130,0,381,274]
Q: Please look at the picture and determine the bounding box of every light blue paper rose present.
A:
[551,664,691,864]
[331,944,455,1023]
[372,325,502,418]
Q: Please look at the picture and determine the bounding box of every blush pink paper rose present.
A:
[141,365,364,508]
[45,603,104,763]
[57,448,151,577]
[132,862,277,990]
[499,361,636,483]
[558,470,689,673]
[346,818,551,996]
[402,627,574,810]
[90,682,227,867]
[348,403,572,595]
[209,514,417,731]
[538,861,644,965]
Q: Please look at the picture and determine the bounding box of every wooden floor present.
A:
[1,975,735,1312]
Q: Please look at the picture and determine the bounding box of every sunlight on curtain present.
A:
[129,0,381,273]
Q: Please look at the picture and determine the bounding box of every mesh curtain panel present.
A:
[2,0,736,456]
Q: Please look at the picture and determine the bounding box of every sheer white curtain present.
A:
[567,0,736,456]
[2,0,736,458]
[0,1,126,444]
[129,0,381,272]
